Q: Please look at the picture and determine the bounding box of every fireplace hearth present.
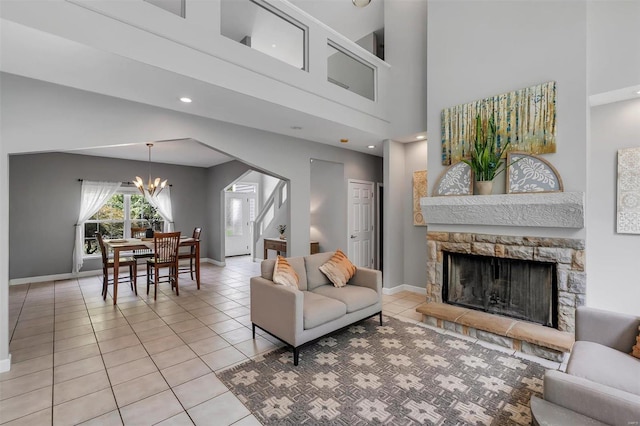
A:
[443,252,557,328]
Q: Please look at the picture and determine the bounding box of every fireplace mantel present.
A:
[420,192,585,229]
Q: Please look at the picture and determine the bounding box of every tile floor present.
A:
[0,257,425,425]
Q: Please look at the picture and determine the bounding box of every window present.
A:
[83,191,163,256]
[220,0,308,70]
[327,41,376,101]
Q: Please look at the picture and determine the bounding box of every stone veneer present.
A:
[427,232,586,332]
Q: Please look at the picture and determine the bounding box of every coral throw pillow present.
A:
[273,256,299,288]
[319,249,357,288]
[632,326,640,359]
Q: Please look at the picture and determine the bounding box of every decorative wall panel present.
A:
[617,147,640,234]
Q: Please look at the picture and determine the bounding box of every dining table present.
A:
[104,236,200,304]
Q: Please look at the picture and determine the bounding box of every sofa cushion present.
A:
[312,284,379,313]
[319,249,357,288]
[304,252,335,291]
[303,292,346,330]
[272,256,299,288]
[262,256,308,291]
[632,326,640,359]
[567,340,640,396]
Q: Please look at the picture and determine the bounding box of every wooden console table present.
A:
[264,238,319,259]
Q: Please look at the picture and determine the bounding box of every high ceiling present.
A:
[1,0,388,168]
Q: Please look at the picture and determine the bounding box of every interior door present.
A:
[225,192,254,256]
[348,180,374,268]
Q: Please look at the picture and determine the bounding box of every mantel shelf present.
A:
[420,192,585,229]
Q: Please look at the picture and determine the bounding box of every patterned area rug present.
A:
[218,316,546,425]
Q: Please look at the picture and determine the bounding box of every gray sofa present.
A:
[250,251,382,365]
[536,306,640,425]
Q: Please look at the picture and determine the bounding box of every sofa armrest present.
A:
[576,306,640,353]
[544,369,640,425]
[250,276,303,346]
[348,267,382,296]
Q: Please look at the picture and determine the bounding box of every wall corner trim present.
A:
[203,258,226,267]
[0,354,12,373]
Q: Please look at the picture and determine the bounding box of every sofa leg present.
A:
[379,311,383,326]
[252,324,256,339]
[293,347,299,366]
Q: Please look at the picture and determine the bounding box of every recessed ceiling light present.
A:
[367,145,375,149]
[272,44,277,48]
[416,135,426,140]
[340,138,349,143]
[179,97,192,103]
[636,90,640,95]
[290,126,302,130]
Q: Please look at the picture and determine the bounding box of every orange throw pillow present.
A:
[632,326,640,359]
[319,249,357,288]
[272,256,299,288]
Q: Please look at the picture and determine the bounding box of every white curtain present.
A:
[146,186,175,232]
[73,180,121,274]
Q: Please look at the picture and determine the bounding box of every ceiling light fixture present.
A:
[134,143,168,197]
[290,126,303,130]
[636,90,640,95]
[179,97,192,103]
[340,138,349,143]
[272,44,277,48]
[416,135,426,140]
[367,145,375,149]
[352,0,371,7]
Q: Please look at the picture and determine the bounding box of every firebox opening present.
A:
[443,251,558,328]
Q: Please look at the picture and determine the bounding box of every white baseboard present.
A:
[9,270,101,286]
[0,354,11,373]
[383,284,427,296]
[203,258,225,267]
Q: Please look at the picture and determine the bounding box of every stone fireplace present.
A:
[427,231,585,332]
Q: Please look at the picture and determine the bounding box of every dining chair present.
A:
[178,227,202,280]
[146,232,181,300]
[131,226,153,260]
[95,232,137,300]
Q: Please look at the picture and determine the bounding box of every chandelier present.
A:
[134,143,168,197]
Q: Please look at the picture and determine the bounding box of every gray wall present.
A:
[385,0,428,138]
[426,0,587,240]
[310,159,346,253]
[9,152,207,279]
[587,98,640,316]
[383,140,406,288]
[205,160,253,263]
[403,141,428,289]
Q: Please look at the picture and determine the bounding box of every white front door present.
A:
[348,180,374,268]
[225,192,255,256]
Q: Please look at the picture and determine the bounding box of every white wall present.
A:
[426,0,588,241]
[587,0,640,96]
[587,98,640,316]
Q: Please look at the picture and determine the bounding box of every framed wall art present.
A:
[617,147,640,234]
[441,81,557,165]
[506,152,563,194]
[413,170,427,226]
[433,162,473,196]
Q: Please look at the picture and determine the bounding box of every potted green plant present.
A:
[462,113,512,195]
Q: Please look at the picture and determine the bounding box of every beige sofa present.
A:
[533,306,640,425]
[250,252,382,365]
